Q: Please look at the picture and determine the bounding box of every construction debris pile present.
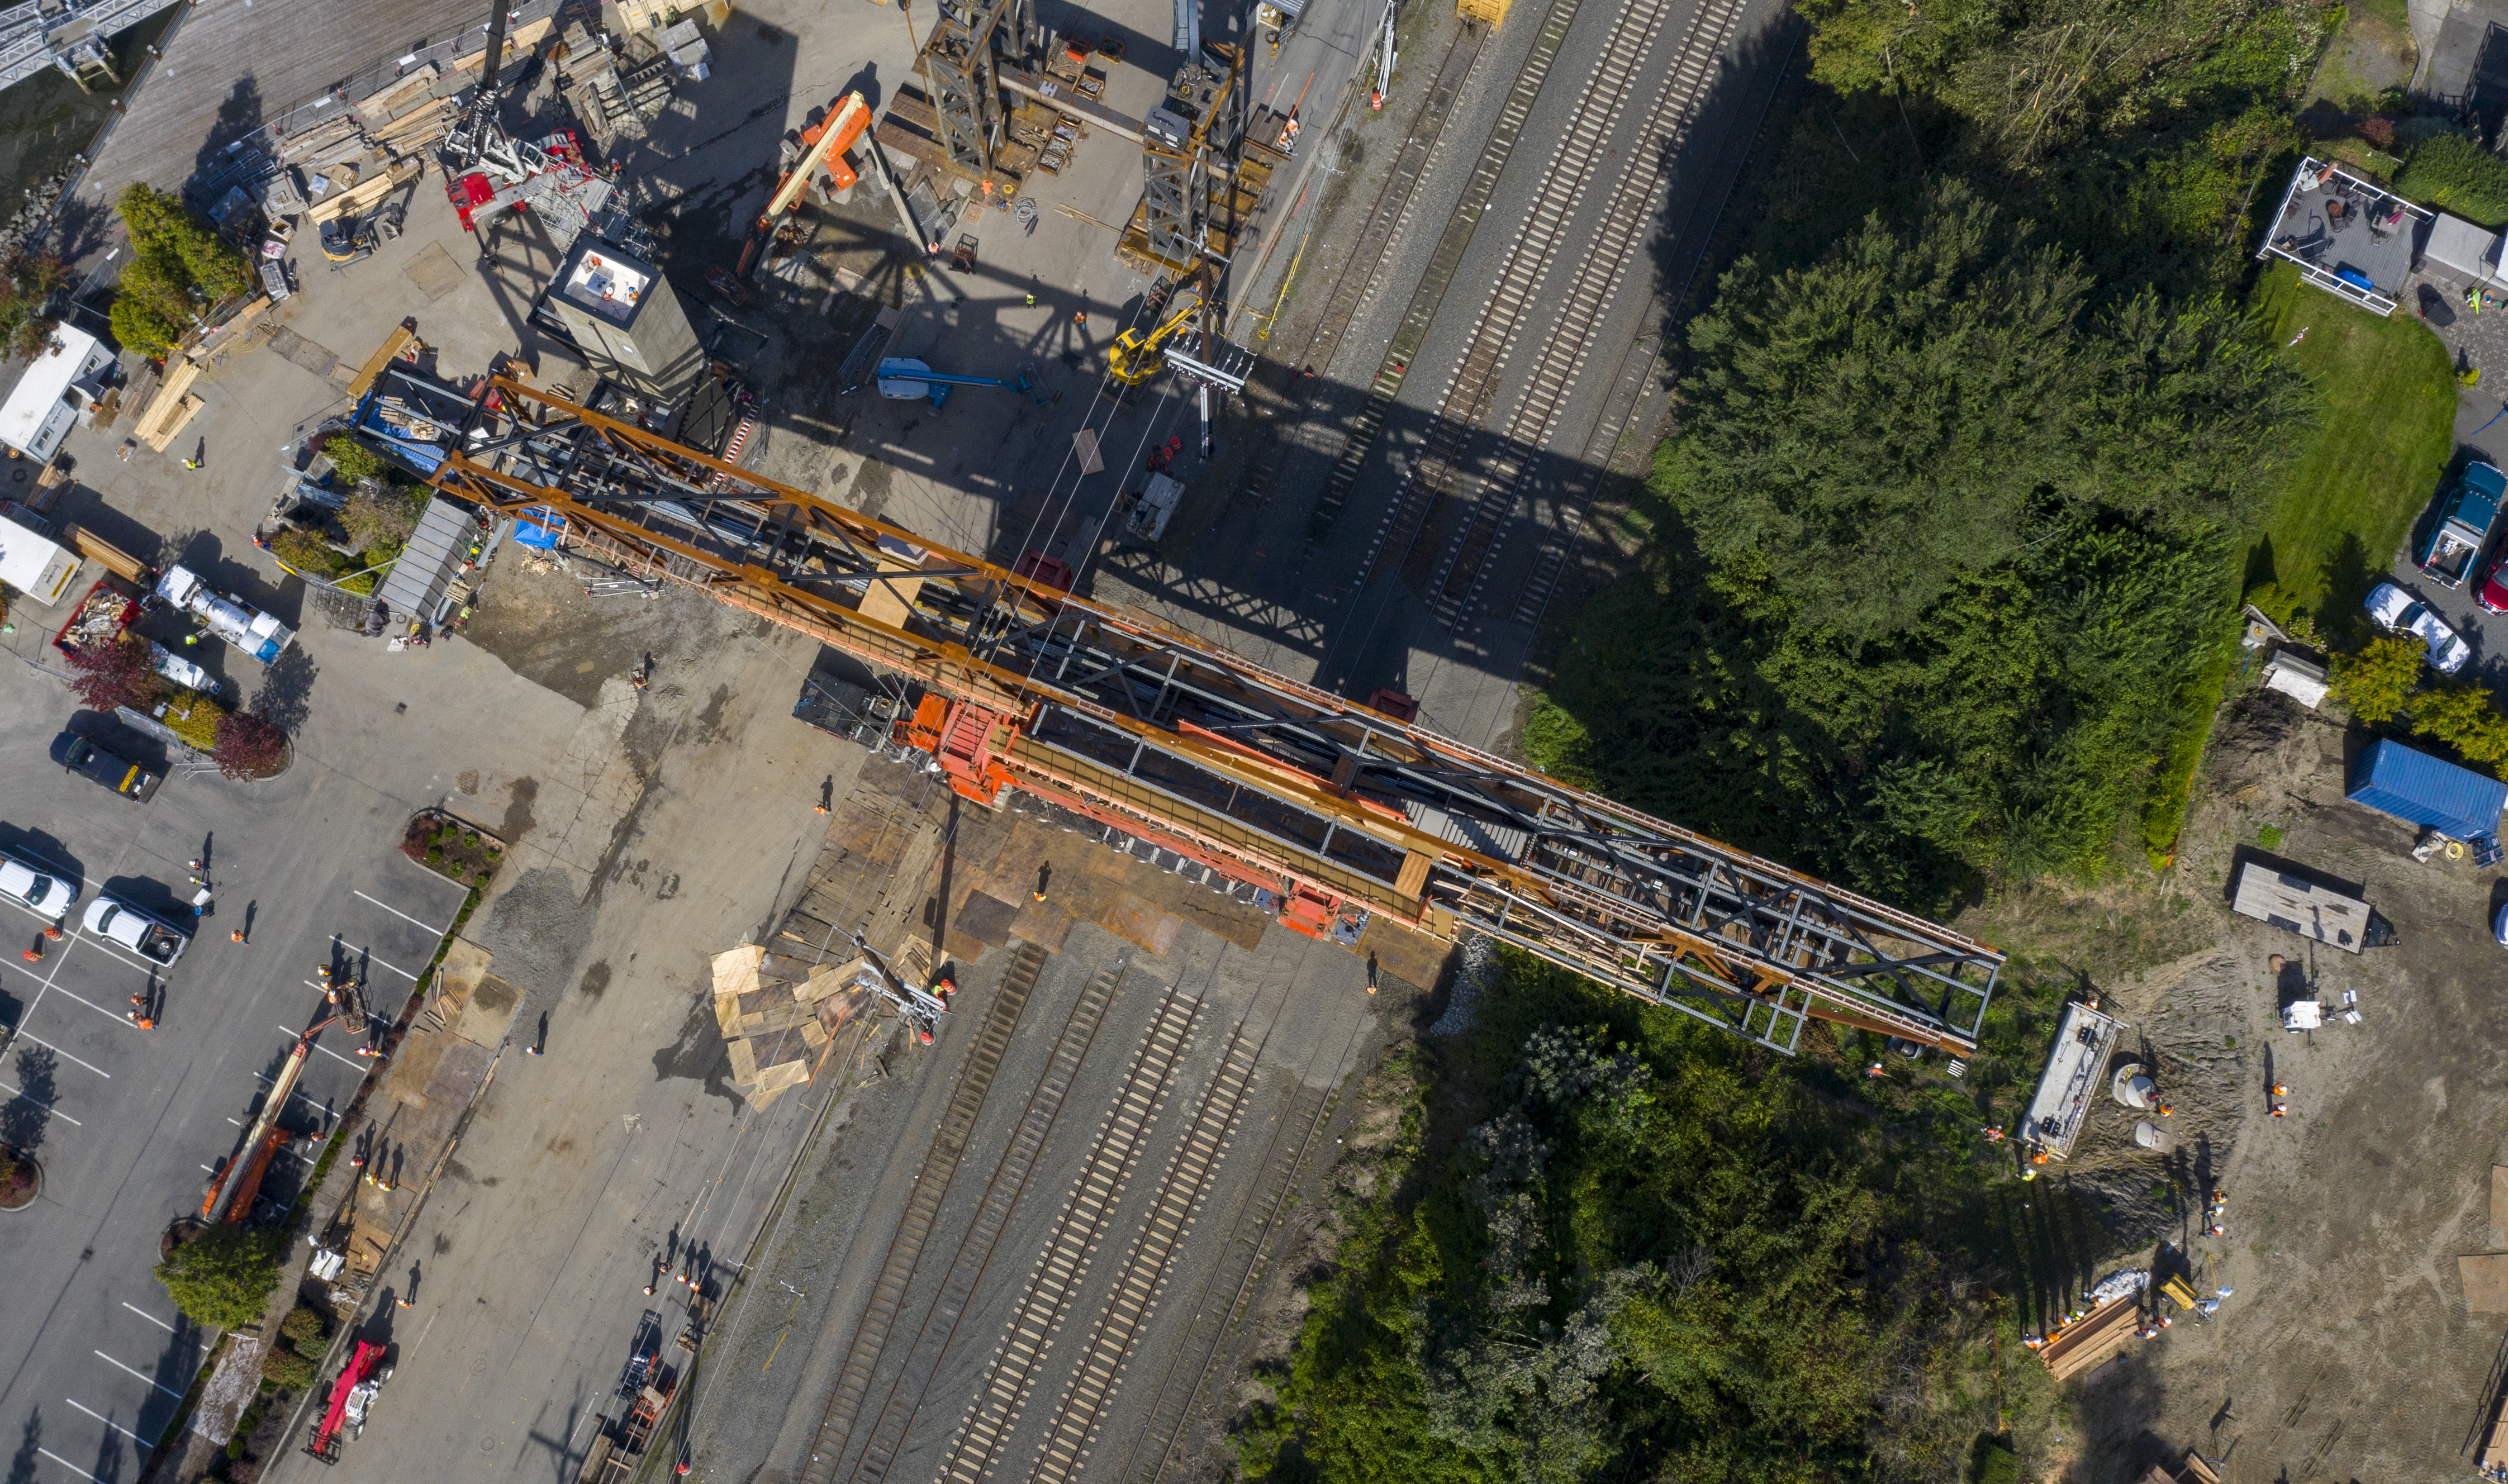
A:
[707,943,887,1109]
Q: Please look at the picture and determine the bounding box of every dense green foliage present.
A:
[1528,0,2333,906]
[2396,132,2508,227]
[1245,955,2061,1484]
[0,249,68,362]
[111,184,251,358]
[324,434,387,486]
[155,1225,285,1331]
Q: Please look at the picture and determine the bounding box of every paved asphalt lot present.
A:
[0,650,467,1484]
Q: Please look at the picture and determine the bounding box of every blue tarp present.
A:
[2346,739,2507,844]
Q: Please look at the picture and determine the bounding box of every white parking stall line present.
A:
[279,1026,369,1071]
[0,1082,81,1126]
[13,1031,111,1079]
[355,891,450,935]
[121,1302,175,1333]
[36,1445,102,1481]
[66,932,168,977]
[350,946,421,982]
[41,981,148,1031]
[65,1397,157,1447]
[91,1349,186,1399]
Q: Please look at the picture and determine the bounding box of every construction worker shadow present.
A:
[353,1297,402,1349]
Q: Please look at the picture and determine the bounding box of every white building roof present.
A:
[0,326,102,454]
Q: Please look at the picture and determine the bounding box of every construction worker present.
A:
[1365,951,1379,994]
[1033,863,1051,902]
[2269,1102,2287,1117]
[1982,1126,2005,1142]
[182,458,200,470]
[2271,1082,2290,1096]
[127,1011,154,1029]
[231,929,248,944]
[1865,1062,1887,1078]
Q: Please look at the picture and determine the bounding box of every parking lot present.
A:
[0,647,468,1483]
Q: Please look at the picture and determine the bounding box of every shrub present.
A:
[155,1225,285,1330]
[67,633,164,712]
[425,846,443,864]
[462,831,479,846]
[259,1344,315,1391]
[2397,134,2508,227]
[0,249,70,361]
[280,1304,327,1354]
[322,435,387,486]
[341,486,422,550]
[162,688,226,751]
[269,526,349,581]
[211,711,289,780]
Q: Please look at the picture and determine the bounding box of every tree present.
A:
[211,711,288,780]
[2411,683,2508,769]
[108,184,251,357]
[155,1225,284,1330]
[1664,182,2299,642]
[0,249,69,361]
[65,634,164,713]
[2332,636,2424,724]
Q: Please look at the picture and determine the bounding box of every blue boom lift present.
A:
[875,358,1048,411]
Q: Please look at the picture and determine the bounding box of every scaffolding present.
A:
[428,380,2004,1055]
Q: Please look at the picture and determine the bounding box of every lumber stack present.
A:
[2037,1295,2143,1382]
[709,944,873,1110]
[306,158,423,223]
[134,359,204,451]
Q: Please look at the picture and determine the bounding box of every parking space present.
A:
[0,651,469,1483]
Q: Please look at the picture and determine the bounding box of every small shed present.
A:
[2424,212,2505,282]
[373,495,477,626]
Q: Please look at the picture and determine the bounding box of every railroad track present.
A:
[834,957,1128,1484]
[1233,27,1485,513]
[1357,0,1679,590]
[1022,1016,1264,1484]
[1112,1064,1348,1484]
[1427,0,1749,627]
[1301,0,1587,549]
[934,975,1205,1484]
[1510,17,1804,631]
[793,941,1048,1484]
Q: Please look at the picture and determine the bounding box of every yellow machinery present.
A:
[1107,276,1214,387]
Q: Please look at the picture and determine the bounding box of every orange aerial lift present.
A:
[737,91,872,275]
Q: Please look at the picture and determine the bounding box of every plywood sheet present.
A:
[2467,1254,2508,1312]
[2492,1165,2508,1248]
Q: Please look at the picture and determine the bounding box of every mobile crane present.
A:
[1106,269,1215,388]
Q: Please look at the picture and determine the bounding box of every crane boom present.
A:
[429,380,2002,1054]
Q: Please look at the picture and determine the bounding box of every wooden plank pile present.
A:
[2035,1291,2144,1381]
[709,944,873,1109]
[134,359,204,451]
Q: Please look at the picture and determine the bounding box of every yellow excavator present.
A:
[1108,270,1217,388]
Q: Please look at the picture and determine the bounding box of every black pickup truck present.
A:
[64,736,161,802]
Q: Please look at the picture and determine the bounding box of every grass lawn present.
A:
[2245,263,2457,627]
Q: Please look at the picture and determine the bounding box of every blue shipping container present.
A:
[2345,739,2507,843]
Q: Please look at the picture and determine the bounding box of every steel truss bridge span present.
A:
[429,378,2001,1055]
